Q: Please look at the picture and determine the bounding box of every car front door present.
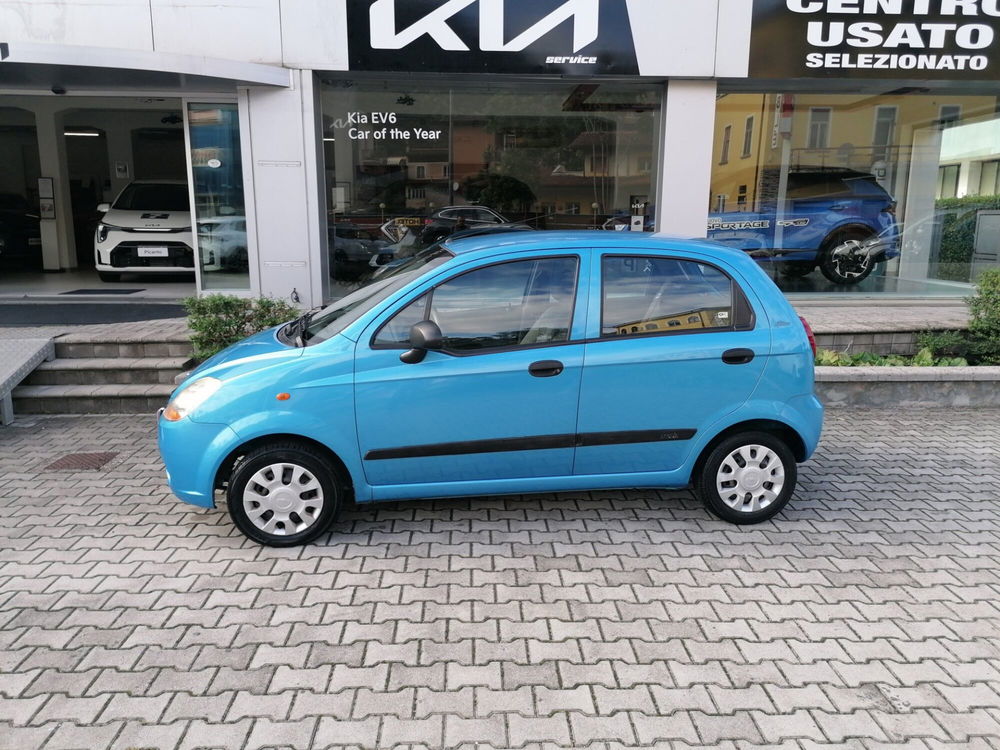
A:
[354,253,588,489]
[574,253,770,476]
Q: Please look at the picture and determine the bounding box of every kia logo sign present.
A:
[346,0,639,75]
[369,0,599,53]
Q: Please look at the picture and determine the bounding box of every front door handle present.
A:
[722,348,755,365]
[529,360,564,378]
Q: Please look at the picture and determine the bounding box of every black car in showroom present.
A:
[0,193,42,268]
[419,205,508,245]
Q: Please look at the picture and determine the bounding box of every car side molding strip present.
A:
[365,429,697,461]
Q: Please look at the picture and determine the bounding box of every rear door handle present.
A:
[529,360,564,377]
[722,348,755,365]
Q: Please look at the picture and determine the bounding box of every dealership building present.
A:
[1,0,999,309]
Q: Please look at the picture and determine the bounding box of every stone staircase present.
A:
[13,333,192,414]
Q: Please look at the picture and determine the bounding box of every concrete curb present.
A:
[815,366,1000,408]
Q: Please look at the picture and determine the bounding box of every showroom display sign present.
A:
[750,0,1000,79]
[346,0,640,75]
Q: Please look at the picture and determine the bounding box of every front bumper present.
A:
[158,414,241,508]
[96,229,195,271]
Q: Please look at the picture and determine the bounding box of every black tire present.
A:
[780,261,815,278]
[696,431,797,525]
[227,441,343,546]
[818,229,876,285]
[98,272,121,282]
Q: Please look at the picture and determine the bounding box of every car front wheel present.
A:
[818,230,876,284]
[696,432,797,524]
[227,442,342,546]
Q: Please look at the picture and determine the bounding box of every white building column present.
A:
[32,102,77,271]
[898,126,944,282]
[654,79,717,238]
[242,69,326,308]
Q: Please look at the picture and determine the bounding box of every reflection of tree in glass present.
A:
[477,115,616,211]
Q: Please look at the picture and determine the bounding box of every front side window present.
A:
[602,256,734,337]
[375,257,579,351]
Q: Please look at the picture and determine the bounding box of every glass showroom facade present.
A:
[316,75,1000,301]
[709,87,1000,297]
[319,78,662,287]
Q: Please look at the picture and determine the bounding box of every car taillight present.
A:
[424,219,432,225]
[799,316,817,357]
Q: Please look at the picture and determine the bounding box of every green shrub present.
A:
[814,348,967,367]
[916,329,971,359]
[183,294,299,360]
[968,268,1000,364]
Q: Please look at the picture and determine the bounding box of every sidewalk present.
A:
[1,408,999,749]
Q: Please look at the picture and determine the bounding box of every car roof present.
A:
[443,230,739,258]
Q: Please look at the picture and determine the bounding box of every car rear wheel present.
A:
[696,432,797,524]
[227,442,342,546]
[819,229,876,285]
[98,272,121,282]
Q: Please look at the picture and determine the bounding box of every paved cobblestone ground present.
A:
[2,410,1000,750]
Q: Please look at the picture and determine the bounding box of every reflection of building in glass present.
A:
[615,308,730,336]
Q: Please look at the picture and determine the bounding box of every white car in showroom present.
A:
[94,180,193,282]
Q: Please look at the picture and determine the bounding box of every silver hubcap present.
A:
[830,239,872,279]
[716,444,785,513]
[243,462,324,536]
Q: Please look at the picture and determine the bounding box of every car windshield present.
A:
[113,183,190,212]
[303,246,452,345]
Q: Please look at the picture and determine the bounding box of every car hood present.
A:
[182,325,303,385]
[102,208,191,230]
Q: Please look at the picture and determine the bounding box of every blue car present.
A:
[708,169,899,284]
[159,231,823,546]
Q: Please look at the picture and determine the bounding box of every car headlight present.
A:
[162,377,222,421]
[96,223,120,243]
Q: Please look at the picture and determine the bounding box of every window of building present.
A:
[807,108,831,149]
[601,256,733,337]
[872,106,897,163]
[719,125,732,164]
[940,105,962,128]
[737,185,748,209]
[415,165,426,179]
[938,164,960,199]
[979,160,1000,196]
[742,116,754,158]
[375,258,579,350]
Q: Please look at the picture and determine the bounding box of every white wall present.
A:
[0,0,754,77]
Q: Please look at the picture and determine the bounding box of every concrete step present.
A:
[12,383,175,414]
[54,339,193,359]
[25,357,192,386]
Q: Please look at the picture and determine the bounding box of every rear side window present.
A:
[601,256,737,337]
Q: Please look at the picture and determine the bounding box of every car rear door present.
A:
[573,252,770,476]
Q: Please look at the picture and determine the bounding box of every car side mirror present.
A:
[400,320,443,364]
[97,203,110,213]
